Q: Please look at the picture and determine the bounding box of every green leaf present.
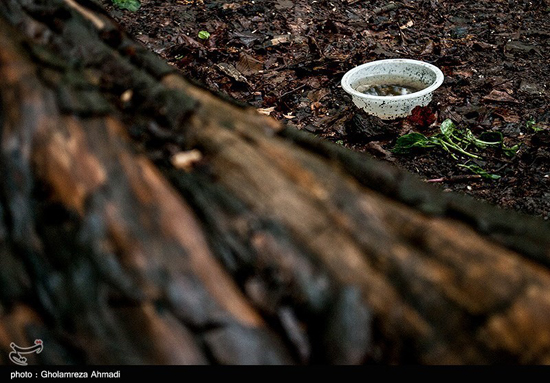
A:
[198,30,211,40]
[392,132,431,153]
[440,119,456,138]
[503,143,520,157]
[469,130,502,149]
[527,118,544,132]
[112,0,141,12]
[458,164,501,180]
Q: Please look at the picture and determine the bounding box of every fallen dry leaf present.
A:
[120,89,133,103]
[454,69,473,78]
[307,88,329,103]
[483,90,519,103]
[216,63,249,84]
[473,41,497,50]
[222,2,240,9]
[236,53,263,76]
[275,0,294,10]
[399,20,414,30]
[310,101,323,111]
[420,40,434,55]
[171,150,203,172]
[493,108,520,123]
[268,34,308,46]
[177,34,203,49]
[257,107,276,115]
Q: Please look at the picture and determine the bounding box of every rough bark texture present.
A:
[1,0,550,365]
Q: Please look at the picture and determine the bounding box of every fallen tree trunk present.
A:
[0,0,550,365]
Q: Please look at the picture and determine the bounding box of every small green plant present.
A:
[458,163,501,180]
[526,118,544,132]
[393,119,518,159]
[198,31,211,40]
[112,0,141,12]
[393,119,519,179]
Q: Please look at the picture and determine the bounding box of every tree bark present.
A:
[0,0,550,365]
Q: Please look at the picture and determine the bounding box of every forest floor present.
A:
[102,0,550,220]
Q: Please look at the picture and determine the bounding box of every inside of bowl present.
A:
[350,63,437,95]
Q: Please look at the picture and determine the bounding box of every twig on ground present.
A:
[279,84,307,99]
[426,175,482,183]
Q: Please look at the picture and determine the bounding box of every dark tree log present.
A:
[0,0,550,365]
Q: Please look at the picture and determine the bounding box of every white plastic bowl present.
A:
[341,59,444,120]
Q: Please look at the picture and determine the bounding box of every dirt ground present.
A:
[102,0,550,220]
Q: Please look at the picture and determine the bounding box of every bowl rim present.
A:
[341,58,444,101]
